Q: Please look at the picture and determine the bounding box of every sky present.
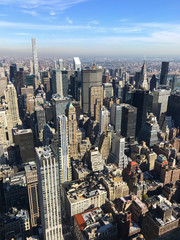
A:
[0,0,180,57]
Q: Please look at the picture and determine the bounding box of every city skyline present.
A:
[0,0,180,56]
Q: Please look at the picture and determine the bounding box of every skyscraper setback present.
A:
[32,38,39,78]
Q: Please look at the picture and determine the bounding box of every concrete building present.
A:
[51,69,63,96]
[100,106,110,134]
[73,57,81,71]
[57,115,72,183]
[32,38,39,78]
[66,102,78,159]
[86,147,105,172]
[160,62,169,86]
[24,162,39,228]
[82,69,102,113]
[110,104,122,134]
[62,178,107,218]
[152,87,171,120]
[13,129,35,163]
[103,83,113,98]
[36,146,63,240]
[109,134,128,170]
[89,85,103,118]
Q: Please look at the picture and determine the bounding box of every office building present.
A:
[51,69,63,96]
[57,115,72,183]
[138,113,160,147]
[132,90,153,137]
[58,59,64,70]
[100,106,110,134]
[13,129,35,163]
[152,87,171,120]
[73,57,81,71]
[110,104,122,134]
[52,94,71,129]
[32,38,39,77]
[140,62,149,90]
[150,75,158,92]
[66,102,78,159]
[24,162,39,228]
[86,147,105,172]
[82,69,102,113]
[62,71,69,97]
[109,134,128,170]
[167,92,180,128]
[103,83,113,98]
[121,104,137,140]
[0,76,7,99]
[36,146,63,240]
[4,83,22,127]
[35,106,46,142]
[160,62,169,85]
[10,63,23,83]
[89,85,103,118]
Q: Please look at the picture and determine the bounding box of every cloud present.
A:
[89,20,99,25]
[66,17,73,24]
[0,0,88,14]
[15,32,30,36]
[21,10,38,16]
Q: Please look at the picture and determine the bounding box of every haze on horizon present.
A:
[0,0,180,57]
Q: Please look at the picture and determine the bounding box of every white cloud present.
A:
[89,20,99,25]
[66,17,73,24]
[15,32,30,36]
[0,0,88,14]
[21,10,38,16]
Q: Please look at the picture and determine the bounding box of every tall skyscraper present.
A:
[110,104,122,134]
[82,69,102,113]
[36,146,63,240]
[167,92,180,128]
[25,162,39,228]
[4,82,22,127]
[140,62,149,90]
[152,87,171,120]
[32,38,39,78]
[132,90,153,137]
[89,85,103,118]
[51,69,63,96]
[160,62,169,85]
[73,57,81,71]
[66,102,78,159]
[57,115,72,183]
[100,106,110,134]
[121,104,137,141]
[58,59,64,70]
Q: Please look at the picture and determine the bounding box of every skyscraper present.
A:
[57,115,72,183]
[4,82,22,127]
[82,69,102,113]
[100,106,110,134]
[51,69,63,96]
[140,62,149,90]
[73,57,81,71]
[36,146,63,240]
[32,38,39,78]
[121,104,137,141]
[66,102,78,159]
[160,62,169,85]
[89,85,103,118]
[110,104,122,134]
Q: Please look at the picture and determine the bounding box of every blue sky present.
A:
[0,0,180,56]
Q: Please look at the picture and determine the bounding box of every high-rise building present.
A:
[73,57,81,71]
[82,69,102,113]
[57,115,72,183]
[160,62,169,85]
[61,71,69,97]
[140,62,149,90]
[121,104,137,141]
[109,134,128,170]
[13,129,35,163]
[150,74,158,92]
[100,106,110,134]
[10,63,23,83]
[58,59,64,70]
[110,104,122,134]
[103,83,113,98]
[132,90,153,137]
[51,69,63,96]
[89,85,103,118]
[167,92,180,128]
[36,146,63,240]
[52,95,71,129]
[24,162,39,228]
[152,87,171,120]
[66,102,78,159]
[4,82,22,127]
[31,38,39,78]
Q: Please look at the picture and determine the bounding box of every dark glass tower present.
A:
[160,62,169,85]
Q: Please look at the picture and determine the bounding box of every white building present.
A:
[73,57,81,71]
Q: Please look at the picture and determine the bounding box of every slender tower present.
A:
[57,115,72,183]
[36,146,63,240]
[32,38,39,77]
